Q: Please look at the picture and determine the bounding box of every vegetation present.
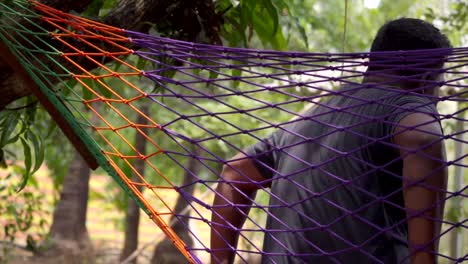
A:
[0,0,466,263]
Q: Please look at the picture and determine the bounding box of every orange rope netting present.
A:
[24,1,196,262]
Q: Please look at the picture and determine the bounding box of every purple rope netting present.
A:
[100,30,468,263]
[109,31,468,263]
[18,18,464,262]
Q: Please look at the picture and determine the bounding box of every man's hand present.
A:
[210,153,269,264]
[394,113,448,264]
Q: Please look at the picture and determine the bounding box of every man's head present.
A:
[370,18,451,53]
[366,18,452,94]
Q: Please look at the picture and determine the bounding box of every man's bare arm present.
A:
[394,113,448,264]
[210,153,269,264]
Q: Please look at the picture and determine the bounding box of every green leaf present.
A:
[446,205,461,222]
[232,67,242,89]
[26,129,44,175]
[239,1,252,46]
[27,171,39,189]
[82,78,112,99]
[4,127,25,146]
[97,78,113,99]
[272,0,289,10]
[206,69,220,89]
[294,17,309,48]
[209,70,220,81]
[262,0,279,36]
[0,110,10,124]
[82,0,105,18]
[0,149,7,168]
[0,111,19,147]
[137,56,149,73]
[100,0,118,16]
[191,58,202,76]
[81,79,94,100]
[65,78,78,91]
[160,56,177,79]
[113,59,125,73]
[17,136,32,192]
[24,96,38,126]
[251,5,286,50]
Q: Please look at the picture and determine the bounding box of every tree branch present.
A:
[0,0,223,109]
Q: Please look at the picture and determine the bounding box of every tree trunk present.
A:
[151,146,202,264]
[0,0,93,109]
[119,104,151,264]
[42,151,93,264]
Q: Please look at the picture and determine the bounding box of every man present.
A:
[211,18,451,263]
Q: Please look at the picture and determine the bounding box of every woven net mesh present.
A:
[0,1,467,263]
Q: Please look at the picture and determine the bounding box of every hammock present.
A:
[0,1,467,263]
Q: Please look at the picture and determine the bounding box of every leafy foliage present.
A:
[424,1,468,46]
[0,97,44,193]
[0,168,48,255]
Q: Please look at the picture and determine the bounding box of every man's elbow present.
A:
[221,163,251,191]
[220,162,239,182]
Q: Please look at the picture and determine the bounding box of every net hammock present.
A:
[0,1,467,263]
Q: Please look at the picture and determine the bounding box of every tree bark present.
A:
[0,0,94,109]
[43,151,93,263]
[151,146,202,264]
[119,104,151,264]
